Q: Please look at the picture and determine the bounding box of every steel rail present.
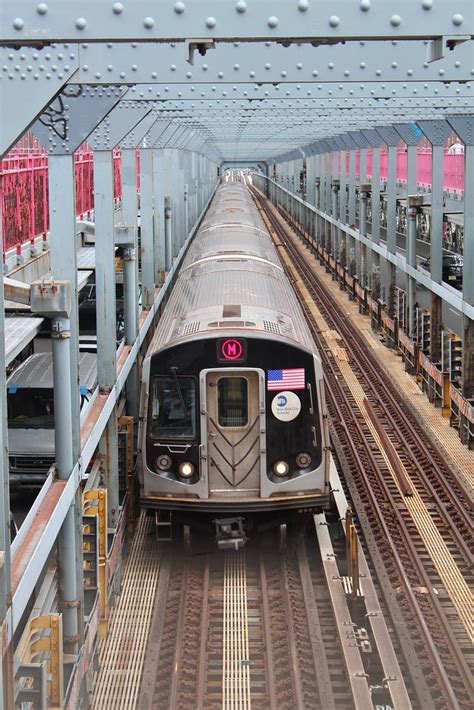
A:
[258,552,278,710]
[252,189,471,709]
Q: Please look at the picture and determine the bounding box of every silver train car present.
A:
[138,183,330,544]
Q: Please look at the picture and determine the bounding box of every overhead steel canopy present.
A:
[2,0,473,42]
[62,41,474,85]
[0,0,473,161]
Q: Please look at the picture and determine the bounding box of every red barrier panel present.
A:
[1,140,123,259]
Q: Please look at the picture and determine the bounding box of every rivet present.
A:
[423,61,429,68]
[107,64,113,71]
[218,71,224,78]
[391,61,398,68]
[170,64,176,71]
[234,63,240,70]
[281,70,287,77]
[202,64,208,70]
[83,64,88,71]
[421,0,433,8]
[265,63,271,70]
[439,68,445,76]
[454,61,461,68]
[249,70,255,77]
[407,69,413,76]
[312,70,318,76]
[390,15,401,26]
[328,62,335,69]
[143,17,154,28]
[360,0,371,10]
[95,72,101,79]
[174,1,185,13]
[132,64,138,71]
[206,17,217,28]
[186,71,192,78]
[235,1,247,12]
[13,18,25,30]
[297,62,303,70]
[75,18,87,30]
[452,14,463,26]
[344,70,350,76]
[267,16,279,28]
[37,3,48,14]
[376,69,382,76]
[298,0,310,10]
[329,15,340,27]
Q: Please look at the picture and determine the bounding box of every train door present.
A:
[201,369,265,497]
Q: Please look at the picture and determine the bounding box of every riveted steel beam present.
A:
[125,80,473,101]
[88,100,152,150]
[30,84,128,154]
[70,40,474,85]
[2,1,472,43]
[0,46,79,157]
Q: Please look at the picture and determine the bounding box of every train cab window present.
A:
[148,375,197,439]
[217,377,248,427]
[7,389,55,429]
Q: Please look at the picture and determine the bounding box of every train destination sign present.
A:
[217,338,247,363]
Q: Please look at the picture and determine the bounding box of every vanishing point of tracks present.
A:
[137,530,354,710]
[252,189,473,710]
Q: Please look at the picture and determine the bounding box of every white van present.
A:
[7,352,97,486]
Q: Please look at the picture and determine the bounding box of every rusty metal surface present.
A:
[254,187,472,709]
[0,142,123,255]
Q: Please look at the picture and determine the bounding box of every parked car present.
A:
[7,352,97,486]
[419,252,463,289]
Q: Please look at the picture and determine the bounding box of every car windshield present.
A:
[147,375,197,439]
[8,388,55,429]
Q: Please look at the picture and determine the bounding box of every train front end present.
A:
[139,333,330,545]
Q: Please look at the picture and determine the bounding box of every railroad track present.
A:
[251,188,473,710]
[137,530,355,709]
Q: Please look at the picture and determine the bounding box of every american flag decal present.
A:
[267,368,305,391]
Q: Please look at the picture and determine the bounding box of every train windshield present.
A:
[8,389,55,429]
[148,375,197,439]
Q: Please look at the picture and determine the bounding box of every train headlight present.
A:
[273,460,290,477]
[296,452,312,468]
[156,454,172,471]
[178,462,195,479]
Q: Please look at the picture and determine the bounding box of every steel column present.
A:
[0,277,13,709]
[121,148,139,345]
[93,150,120,529]
[48,156,81,460]
[139,149,155,308]
[51,310,80,653]
[152,148,166,283]
[407,197,424,339]
[93,151,117,389]
[359,185,371,288]
[165,195,173,269]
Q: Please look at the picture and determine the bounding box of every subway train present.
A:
[138,182,330,547]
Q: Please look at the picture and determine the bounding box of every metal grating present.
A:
[263,320,281,334]
[183,321,200,336]
[93,514,162,710]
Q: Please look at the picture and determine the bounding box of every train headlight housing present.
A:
[178,461,195,479]
[273,460,290,477]
[156,454,172,471]
[296,452,312,469]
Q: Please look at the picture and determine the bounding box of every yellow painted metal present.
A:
[118,415,136,531]
[20,613,64,708]
[442,374,451,417]
[84,489,109,636]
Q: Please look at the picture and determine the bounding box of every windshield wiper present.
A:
[170,366,188,421]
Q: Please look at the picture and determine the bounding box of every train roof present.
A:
[7,352,97,390]
[147,183,317,356]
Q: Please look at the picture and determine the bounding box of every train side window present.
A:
[148,375,197,439]
[217,377,248,427]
